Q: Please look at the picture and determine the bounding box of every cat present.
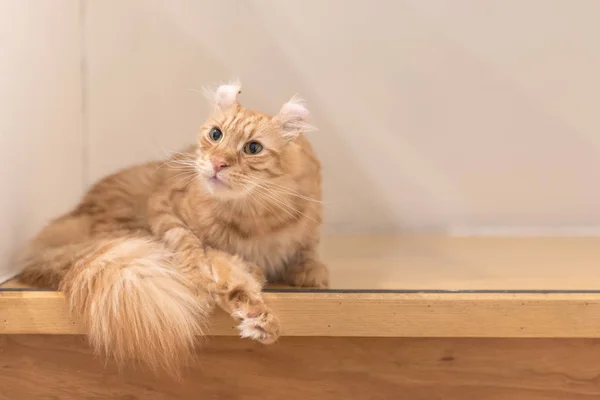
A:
[16,82,329,374]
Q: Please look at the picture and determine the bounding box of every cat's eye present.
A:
[209,127,223,142]
[243,141,263,155]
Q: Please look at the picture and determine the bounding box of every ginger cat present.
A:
[17,83,329,373]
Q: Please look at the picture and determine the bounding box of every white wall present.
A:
[0,1,83,282]
[85,0,600,233]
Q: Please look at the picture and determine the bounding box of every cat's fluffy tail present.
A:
[59,237,207,374]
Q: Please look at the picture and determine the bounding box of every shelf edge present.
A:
[2,291,600,337]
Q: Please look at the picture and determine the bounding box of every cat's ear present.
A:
[275,96,314,139]
[210,82,241,111]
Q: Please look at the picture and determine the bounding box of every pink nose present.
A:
[211,158,228,172]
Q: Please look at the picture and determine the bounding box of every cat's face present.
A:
[195,84,311,199]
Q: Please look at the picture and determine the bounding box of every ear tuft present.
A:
[208,81,241,111]
[276,96,315,139]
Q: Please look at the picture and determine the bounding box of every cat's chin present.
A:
[201,177,246,200]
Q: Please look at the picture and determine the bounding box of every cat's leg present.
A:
[244,261,267,285]
[204,248,279,343]
[166,229,279,343]
[147,193,279,343]
[284,248,330,288]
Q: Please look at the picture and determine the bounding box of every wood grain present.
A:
[1,335,599,399]
[3,291,600,337]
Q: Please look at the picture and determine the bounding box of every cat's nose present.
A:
[211,157,229,172]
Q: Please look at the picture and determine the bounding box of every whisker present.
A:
[244,188,278,218]
[262,184,326,204]
[232,173,325,206]
[236,177,318,225]
[251,186,303,222]
[236,173,329,204]
[182,172,200,190]
[252,189,314,233]
[167,156,196,164]
[167,169,198,183]
[238,177,301,215]
[153,155,197,173]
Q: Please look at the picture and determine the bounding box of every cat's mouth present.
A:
[207,174,230,188]
[199,167,236,194]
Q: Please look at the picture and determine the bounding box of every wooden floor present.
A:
[5,236,600,291]
[318,235,600,290]
[1,335,599,399]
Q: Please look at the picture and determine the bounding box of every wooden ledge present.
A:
[4,236,600,338]
[2,290,600,338]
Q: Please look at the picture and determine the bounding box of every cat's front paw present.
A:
[235,307,280,344]
[287,259,330,288]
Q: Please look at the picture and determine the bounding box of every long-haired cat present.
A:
[17,83,329,374]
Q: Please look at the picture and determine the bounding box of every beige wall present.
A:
[85,0,600,233]
[0,1,83,281]
[2,0,600,281]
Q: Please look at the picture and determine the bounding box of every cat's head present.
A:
[195,83,313,199]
